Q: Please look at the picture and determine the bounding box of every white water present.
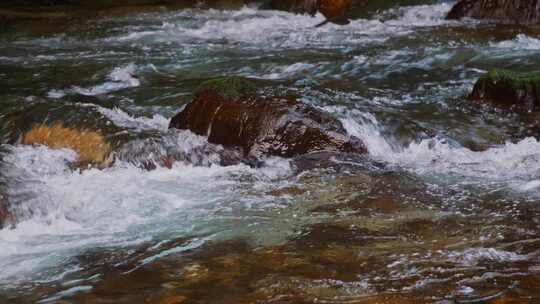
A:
[339,110,540,194]
[107,3,455,49]
[48,63,141,98]
[491,34,540,51]
[91,106,169,132]
[0,133,292,284]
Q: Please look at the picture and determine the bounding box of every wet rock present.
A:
[0,194,10,229]
[469,69,540,112]
[22,123,112,167]
[446,0,540,24]
[169,77,367,159]
[181,263,210,283]
[318,0,353,25]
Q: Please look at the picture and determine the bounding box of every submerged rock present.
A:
[169,77,366,159]
[0,194,9,229]
[446,0,540,24]
[114,131,250,170]
[469,69,540,112]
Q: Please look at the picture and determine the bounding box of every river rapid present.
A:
[1,1,540,303]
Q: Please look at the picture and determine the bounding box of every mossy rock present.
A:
[469,69,540,112]
[195,77,257,100]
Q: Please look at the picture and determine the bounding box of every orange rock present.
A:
[22,123,111,166]
[319,0,352,20]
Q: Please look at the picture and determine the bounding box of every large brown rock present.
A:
[446,0,540,24]
[169,77,366,159]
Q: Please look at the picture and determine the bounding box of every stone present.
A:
[169,77,366,159]
[0,194,10,229]
[446,0,540,25]
[22,123,112,167]
[319,0,352,23]
[469,69,540,112]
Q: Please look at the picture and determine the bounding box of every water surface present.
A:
[1,1,540,302]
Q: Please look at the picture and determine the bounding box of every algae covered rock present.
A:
[469,69,540,112]
[446,0,540,24]
[193,76,257,101]
[169,77,367,159]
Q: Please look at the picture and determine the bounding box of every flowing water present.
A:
[1,1,540,303]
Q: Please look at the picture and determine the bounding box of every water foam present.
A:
[447,248,527,266]
[340,112,540,192]
[92,106,170,132]
[48,63,141,98]
[0,138,291,284]
[108,3,455,49]
[491,34,540,51]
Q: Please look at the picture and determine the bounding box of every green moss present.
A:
[195,77,257,100]
[480,69,540,89]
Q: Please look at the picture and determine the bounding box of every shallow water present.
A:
[1,1,540,303]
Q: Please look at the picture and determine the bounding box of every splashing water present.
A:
[1,2,540,301]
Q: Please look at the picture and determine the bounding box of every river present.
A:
[1,1,540,303]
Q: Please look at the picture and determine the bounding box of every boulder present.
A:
[446,0,540,24]
[319,0,352,24]
[169,77,367,159]
[22,123,112,168]
[469,69,540,112]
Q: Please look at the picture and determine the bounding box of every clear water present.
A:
[1,1,540,302]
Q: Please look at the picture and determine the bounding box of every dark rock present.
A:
[169,77,367,159]
[446,0,540,24]
[469,69,540,112]
[0,193,10,230]
[319,0,352,23]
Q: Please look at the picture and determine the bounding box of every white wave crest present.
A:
[48,63,141,98]
[447,248,527,266]
[491,34,540,50]
[340,112,540,191]
[92,106,170,132]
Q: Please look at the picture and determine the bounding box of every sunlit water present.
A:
[1,1,540,302]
